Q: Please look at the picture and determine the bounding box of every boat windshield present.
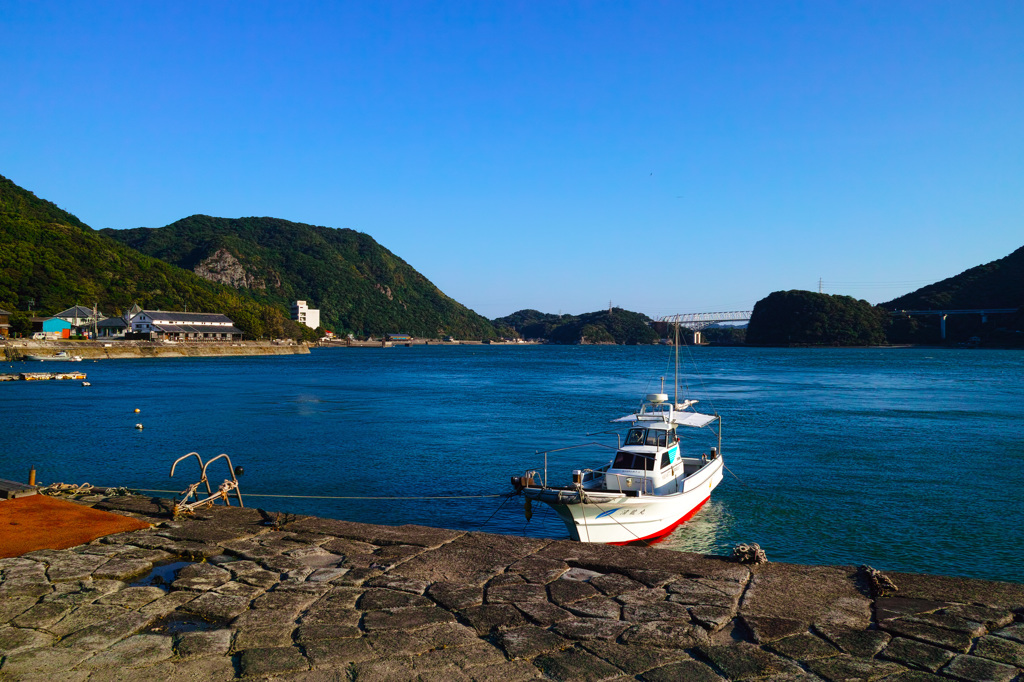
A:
[624,428,667,448]
[612,451,655,471]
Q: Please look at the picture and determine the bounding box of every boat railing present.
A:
[534,442,616,487]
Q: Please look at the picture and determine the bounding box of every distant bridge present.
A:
[656,311,752,344]
[890,308,1018,339]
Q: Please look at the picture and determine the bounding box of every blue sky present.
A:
[2,2,1021,319]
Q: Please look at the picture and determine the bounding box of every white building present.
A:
[130,310,243,341]
[291,300,320,329]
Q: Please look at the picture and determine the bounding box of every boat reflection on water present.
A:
[653,499,732,555]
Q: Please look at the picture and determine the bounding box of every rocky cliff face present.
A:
[194,248,279,290]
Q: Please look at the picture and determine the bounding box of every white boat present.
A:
[25,350,83,362]
[511,325,724,545]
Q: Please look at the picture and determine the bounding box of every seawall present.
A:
[3,340,310,361]
[0,493,1021,681]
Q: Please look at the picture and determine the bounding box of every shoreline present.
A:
[2,339,310,361]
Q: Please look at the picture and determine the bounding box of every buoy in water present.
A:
[82,381,91,386]
[135,423,143,430]
[134,408,140,413]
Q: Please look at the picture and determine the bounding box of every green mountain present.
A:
[102,215,496,339]
[494,308,659,344]
[882,245,1024,344]
[0,174,315,340]
[746,290,888,346]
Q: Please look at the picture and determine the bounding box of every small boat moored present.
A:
[510,322,725,545]
[25,350,83,362]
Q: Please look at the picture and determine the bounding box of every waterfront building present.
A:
[291,300,320,329]
[0,308,10,338]
[97,317,128,339]
[131,310,243,342]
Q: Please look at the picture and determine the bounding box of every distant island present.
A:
[2,172,1021,348]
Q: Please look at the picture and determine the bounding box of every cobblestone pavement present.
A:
[1,495,1022,681]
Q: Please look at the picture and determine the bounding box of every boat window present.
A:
[625,428,646,446]
[613,451,654,471]
[660,452,670,469]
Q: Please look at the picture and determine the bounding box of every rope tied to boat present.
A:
[731,542,768,564]
[858,565,898,598]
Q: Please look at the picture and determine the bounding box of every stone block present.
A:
[741,563,871,630]
[487,582,550,604]
[427,581,484,610]
[508,555,570,584]
[74,633,173,669]
[458,604,526,635]
[174,628,232,658]
[0,626,55,655]
[620,600,690,623]
[992,621,1024,644]
[972,634,1024,667]
[95,586,165,609]
[303,636,375,666]
[741,615,806,643]
[805,654,906,682]
[689,605,735,631]
[49,605,125,637]
[56,612,153,651]
[879,617,974,652]
[357,587,433,610]
[361,606,456,631]
[766,633,842,661]
[554,618,630,642]
[943,653,1019,682]
[390,532,550,585]
[886,572,1024,610]
[496,624,571,660]
[620,621,706,648]
[581,641,689,675]
[0,596,38,625]
[698,643,801,680]
[881,636,955,672]
[10,601,71,630]
[640,659,725,682]
[180,591,252,620]
[284,516,464,547]
[238,645,309,676]
[589,572,646,597]
[232,624,296,650]
[815,624,891,658]
[549,578,600,605]
[534,646,624,681]
[515,600,576,626]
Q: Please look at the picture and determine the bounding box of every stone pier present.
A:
[1,494,1022,681]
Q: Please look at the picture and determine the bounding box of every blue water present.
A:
[2,346,1022,584]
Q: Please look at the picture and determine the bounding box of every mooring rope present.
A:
[132,488,510,501]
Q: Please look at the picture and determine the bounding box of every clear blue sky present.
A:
[2,2,1021,319]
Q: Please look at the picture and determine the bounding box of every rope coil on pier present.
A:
[859,564,898,597]
[731,542,768,564]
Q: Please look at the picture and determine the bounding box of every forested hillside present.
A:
[882,245,1024,344]
[0,174,314,340]
[103,216,496,339]
[746,291,888,346]
[494,308,659,344]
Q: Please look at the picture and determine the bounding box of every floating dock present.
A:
[0,371,87,381]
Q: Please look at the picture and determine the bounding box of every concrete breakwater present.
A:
[3,341,310,361]
[0,495,1022,681]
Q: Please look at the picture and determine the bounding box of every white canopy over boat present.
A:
[612,410,717,429]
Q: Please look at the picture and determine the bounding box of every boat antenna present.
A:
[674,315,680,407]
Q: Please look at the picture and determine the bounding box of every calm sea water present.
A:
[2,345,1022,583]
